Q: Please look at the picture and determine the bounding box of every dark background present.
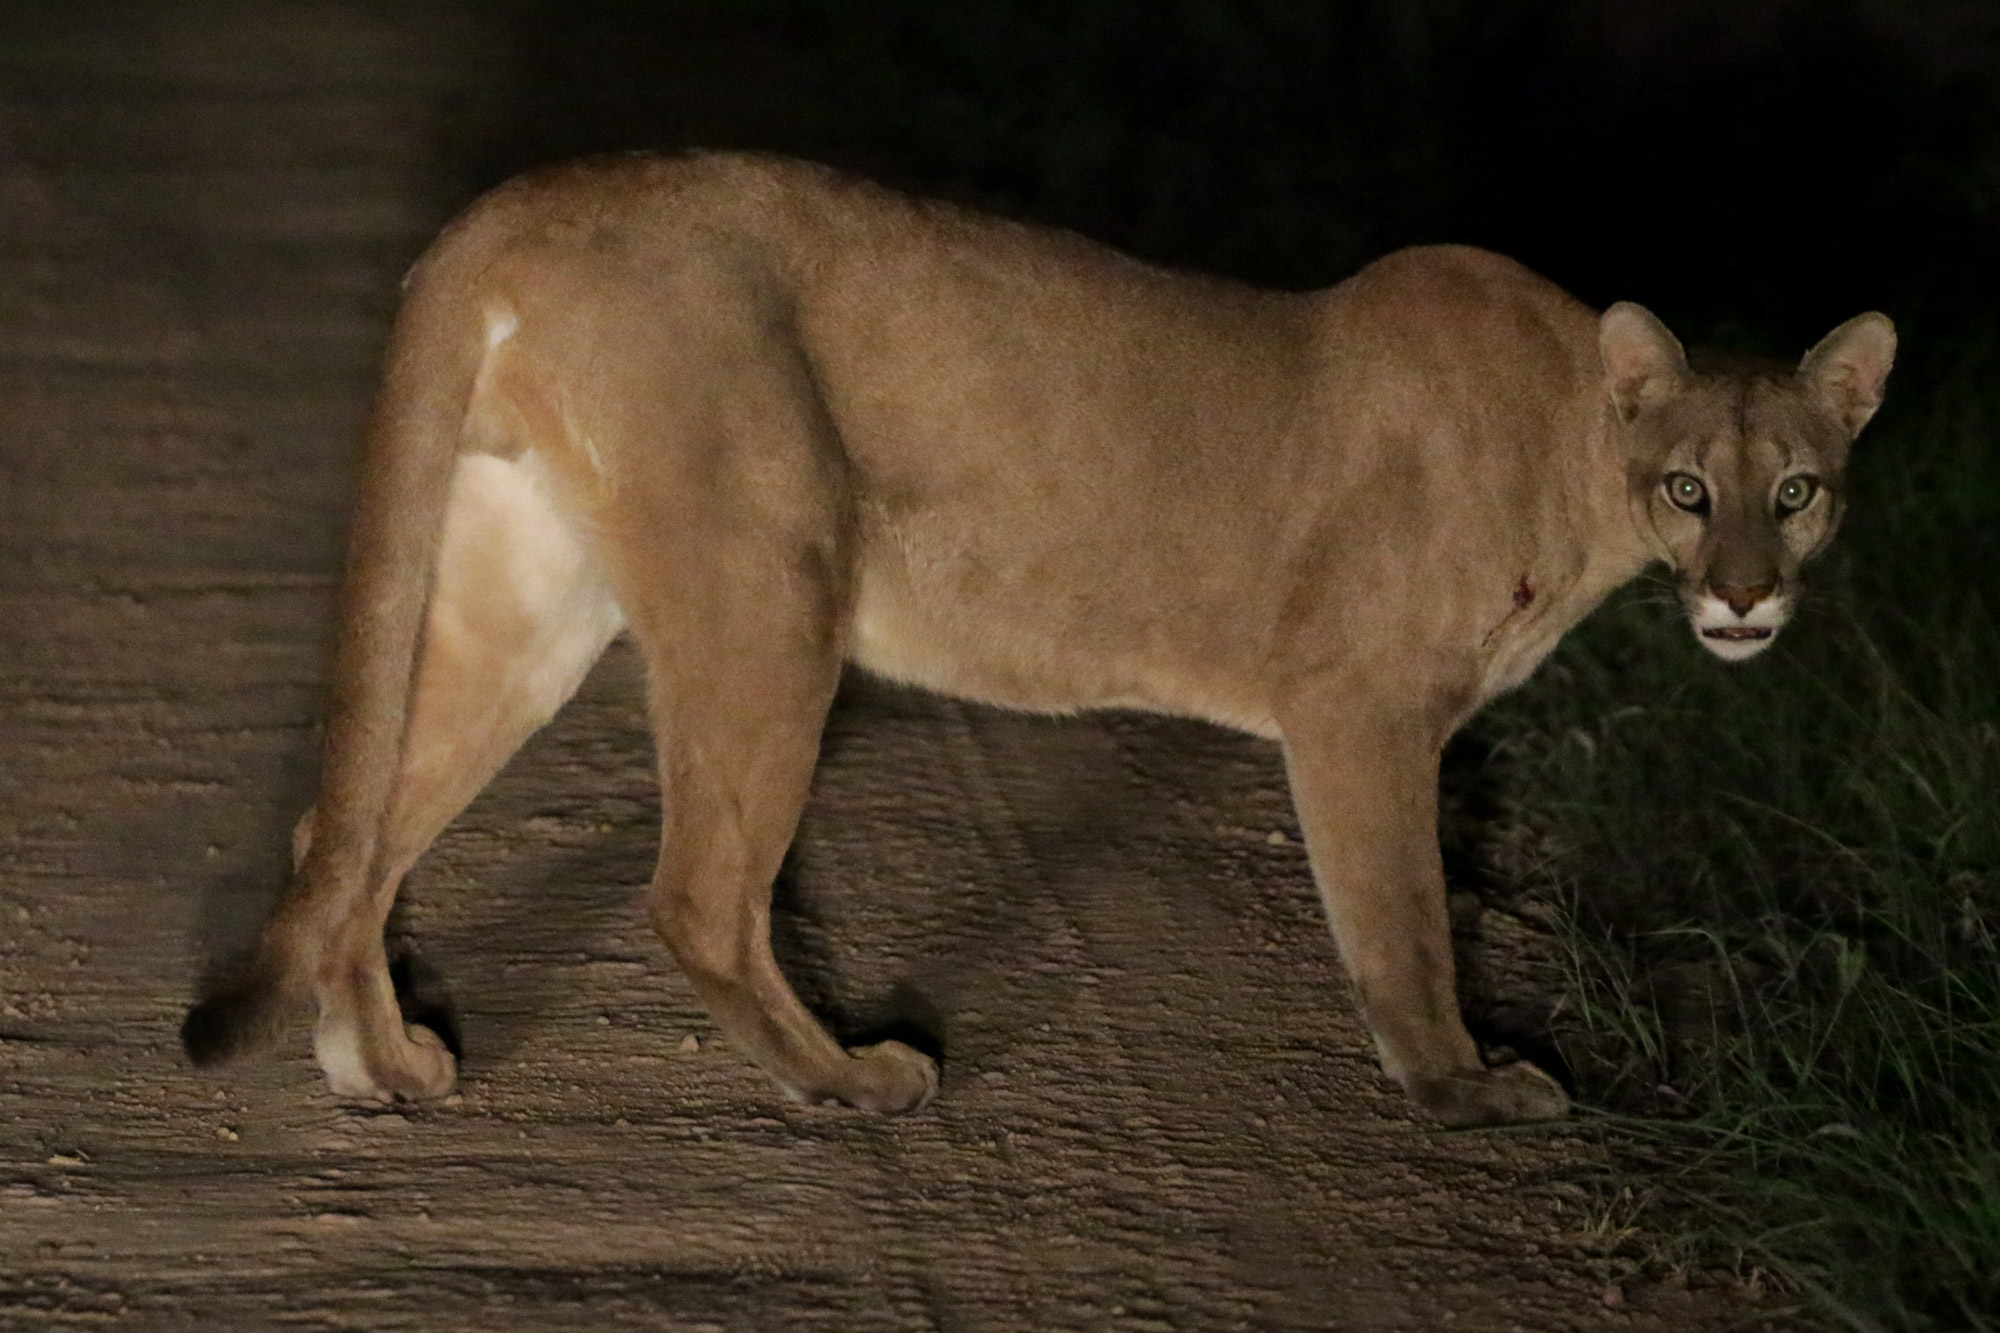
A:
[454,0,1998,363]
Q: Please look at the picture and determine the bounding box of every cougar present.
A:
[182,153,1894,1127]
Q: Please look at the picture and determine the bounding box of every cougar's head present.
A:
[1598,303,1896,662]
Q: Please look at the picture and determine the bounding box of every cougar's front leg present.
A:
[1278,694,1568,1127]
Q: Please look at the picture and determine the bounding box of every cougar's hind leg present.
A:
[631,592,936,1114]
[301,451,623,1101]
[576,319,934,1113]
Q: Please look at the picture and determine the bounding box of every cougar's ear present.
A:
[1800,311,1896,437]
[1599,302,1690,424]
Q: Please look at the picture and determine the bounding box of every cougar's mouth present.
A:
[1687,591,1788,662]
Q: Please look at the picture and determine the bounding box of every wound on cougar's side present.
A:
[1513,576,1535,609]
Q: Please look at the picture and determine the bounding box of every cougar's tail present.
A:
[182,231,494,1065]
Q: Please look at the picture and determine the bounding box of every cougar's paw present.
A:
[1408,1060,1569,1128]
[841,1040,939,1114]
[315,1019,458,1104]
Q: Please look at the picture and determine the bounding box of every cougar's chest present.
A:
[1470,555,1598,705]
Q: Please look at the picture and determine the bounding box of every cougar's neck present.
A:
[1566,387,1658,600]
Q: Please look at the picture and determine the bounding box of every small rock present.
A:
[678,1033,701,1053]
[1265,830,1288,846]
[597,1014,611,1025]
[215,1126,239,1142]
[312,1212,364,1227]
[1601,1284,1624,1307]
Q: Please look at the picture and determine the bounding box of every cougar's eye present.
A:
[1775,474,1818,516]
[1664,472,1709,515]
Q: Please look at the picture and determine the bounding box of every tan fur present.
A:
[181,153,1894,1127]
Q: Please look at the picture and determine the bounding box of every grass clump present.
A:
[1479,350,2000,1330]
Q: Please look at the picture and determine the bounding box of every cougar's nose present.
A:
[1711,583,1774,617]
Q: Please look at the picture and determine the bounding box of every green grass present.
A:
[1478,351,2000,1329]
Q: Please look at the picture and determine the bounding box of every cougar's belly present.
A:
[844,543,1279,738]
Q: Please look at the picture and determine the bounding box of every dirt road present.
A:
[0,6,1782,1329]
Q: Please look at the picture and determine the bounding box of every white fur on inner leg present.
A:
[430,451,626,731]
